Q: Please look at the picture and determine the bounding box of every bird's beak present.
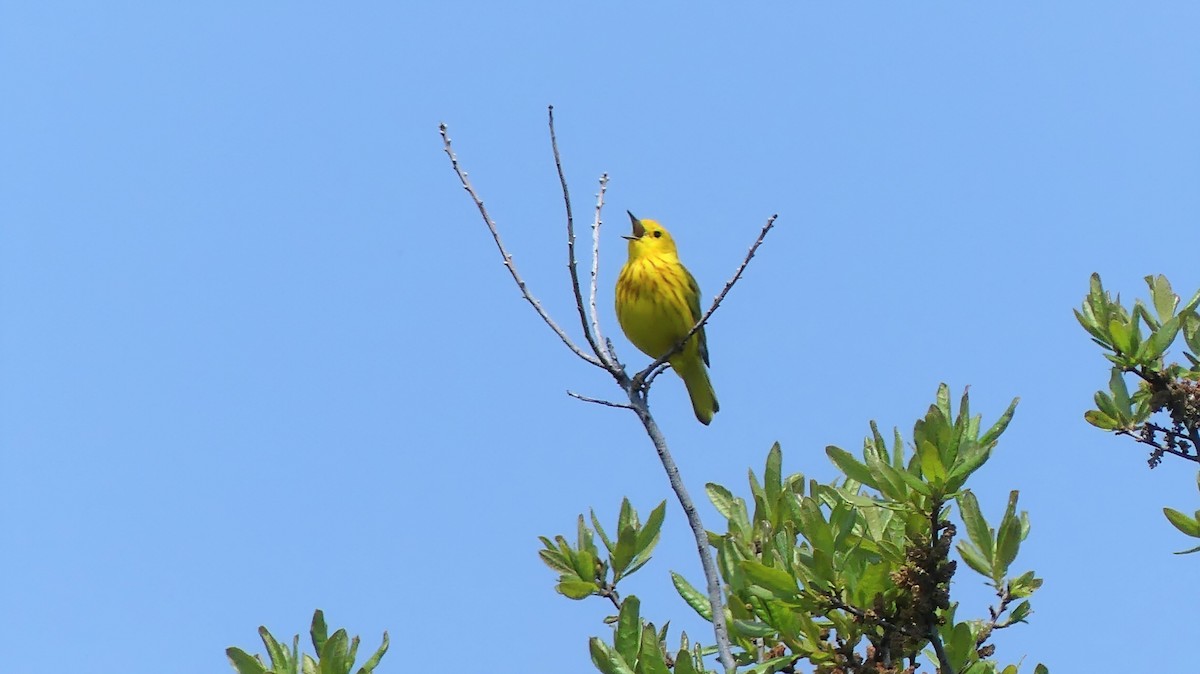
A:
[623,211,645,240]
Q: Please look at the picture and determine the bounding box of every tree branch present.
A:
[927,630,952,674]
[567,390,634,411]
[634,214,778,384]
[627,396,736,672]
[1116,423,1200,466]
[439,122,602,367]
[589,173,614,367]
[548,106,606,366]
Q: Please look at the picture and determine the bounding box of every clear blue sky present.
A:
[3,3,1197,672]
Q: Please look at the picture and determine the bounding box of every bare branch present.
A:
[643,362,672,400]
[926,630,953,674]
[567,390,634,411]
[439,123,601,367]
[548,107,606,367]
[636,214,779,383]
[589,174,614,367]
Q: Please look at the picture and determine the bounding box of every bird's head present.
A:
[623,212,679,259]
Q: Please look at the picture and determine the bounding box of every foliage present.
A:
[541,386,1046,673]
[1078,273,1200,552]
[226,610,388,674]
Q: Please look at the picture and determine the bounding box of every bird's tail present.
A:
[675,359,719,425]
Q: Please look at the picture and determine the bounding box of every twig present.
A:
[1116,424,1200,464]
[548,107,605,366]
[634,214,778,383]
[598,585,622,611]
[976,584,1016,646]
[824,594,923,639]
[439,123,602,367]
[927,630,952,674]
[642,362,672,402]
[590,174,613,366]
[567,390,634,411]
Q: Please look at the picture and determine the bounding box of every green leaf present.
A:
[1074,308,1110,344]
[354,632,389,674]
[589,638,636,674]
[979,397,1019,447]
[946,439,990,492]
[573,549,597,581]
[894,467,932,497]
[1093,388,1118,418]
[260,626,291,672]
[623,556,653,578]
[1139,314,1181,362]
[612,525,637,579]
[917,439,947,485]
[1035,664,1050,674]
[947,621,974,670]
[741,656,799,674]
[838,490,884,509]
[956,541,993,578]
[310,610,329,656]
[957,491,994,560]
[826,445,878,488]
[634,501,666,561]
[670,571,712,621]
[618,498,635,536]
[637,625,672,674]
[577,515,598,558]
[706,483,737,520]
[591,510,615,555]
[1109,369,1131,414]
[1148,275,1178,322]
[796,497,835,553]
[741,560,799,598]
[226,649,267,674]
[1163,508,1200,537]
[615,596,641,665]
[539,548,576,575]
[1084,409,1120,430]
[936,383,952,420]
[318,629,351,674]
[994,491,1023,580]
[1005,600,1032,625]
[1009,570,1043,598]
[865,449,908,500]
[1109,318,1135,356]
[764,442,782,513]
[673,650,698,674]
[730,619,777,638]
[557,579,598,599]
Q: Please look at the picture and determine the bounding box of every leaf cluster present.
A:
[226,610,388,674]
[542,386,1046,674]
[539,498,667,602]
[671,386,1039,674]
[1078,274,1200,553]
[1078,274,1200,448]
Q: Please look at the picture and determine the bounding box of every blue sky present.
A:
[2,3,1197,672]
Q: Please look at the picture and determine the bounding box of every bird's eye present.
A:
[653,231,662,238]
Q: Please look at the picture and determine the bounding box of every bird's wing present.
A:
[684,268,710,367]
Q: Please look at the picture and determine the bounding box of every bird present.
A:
[615,211,719,425]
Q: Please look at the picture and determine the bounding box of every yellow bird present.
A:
[615,212,719,425]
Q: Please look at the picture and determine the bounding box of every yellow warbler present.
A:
[615,212,719,425]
